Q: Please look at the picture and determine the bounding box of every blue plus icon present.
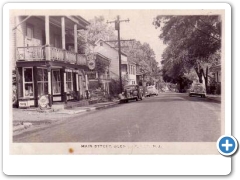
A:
[217,135,238,156]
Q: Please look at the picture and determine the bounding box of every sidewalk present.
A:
[206,94,221,102]
[13,100,119,123]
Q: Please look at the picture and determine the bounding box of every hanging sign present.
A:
[87,54,96,70]
[38,95,49,109]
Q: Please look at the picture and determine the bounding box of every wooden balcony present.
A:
[17,46,87,66]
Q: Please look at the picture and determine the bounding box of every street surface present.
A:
[13,93,221,142]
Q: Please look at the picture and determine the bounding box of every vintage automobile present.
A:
[119,85,143,103]
[189,83,206,98]
[145,85,159,97]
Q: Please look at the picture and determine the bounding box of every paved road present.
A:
[13,93,221,142]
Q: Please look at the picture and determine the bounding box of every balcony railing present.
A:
[50,47,64,61]
[17,46,87,66]
[65,50,76,64]
[17,46,45,61]
[77,54,87,66]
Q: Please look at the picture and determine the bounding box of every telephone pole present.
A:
[107,16,130,93]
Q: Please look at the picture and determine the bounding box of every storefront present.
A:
[13,15,90,108]
[16,61,89,108]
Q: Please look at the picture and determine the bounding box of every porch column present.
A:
[74,24,78,53]
[76,73,80,100]
[61,17,66,50]
[63,71,67,103]
[47,67,52,107]
[33,66,38,107]
[45,15,51,60]
[85,74,89,99]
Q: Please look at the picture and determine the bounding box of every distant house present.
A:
[94,39,128,81]
[210,64,221,83]
[209,62,221,94]
[11,15,90,108]
[127,60,137,85]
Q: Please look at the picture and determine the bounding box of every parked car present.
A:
[189,83,206,98]
[119,85,143,103]
[145,85,159,97]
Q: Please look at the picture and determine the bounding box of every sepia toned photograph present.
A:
[9,8,224,154]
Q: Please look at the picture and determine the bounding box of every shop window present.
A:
[52,70,61,95]
[23,68,34,97]
[66,72,73,93]
[37,68,48,96]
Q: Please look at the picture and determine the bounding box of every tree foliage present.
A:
[78,16,117,54]
[153,15,221,91]
[121,40,159,79]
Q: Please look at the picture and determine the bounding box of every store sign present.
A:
[87,54,96,70]
[38,95,49,108]
[19,101,29,108]
[65,69,73,73]
[73,69,79,73]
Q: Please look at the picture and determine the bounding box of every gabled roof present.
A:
[95,38,128,57]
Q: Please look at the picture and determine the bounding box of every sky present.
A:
[79,10,166,66]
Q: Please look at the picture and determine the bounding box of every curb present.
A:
[56,101,119,115]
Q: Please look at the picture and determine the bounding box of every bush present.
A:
[109,79,121,97]
[88,81,101,90]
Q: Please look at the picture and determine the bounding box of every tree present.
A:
[77,16,117,54]
[121,40,160,83]
[86,16,116,44]
[153,15,221,91]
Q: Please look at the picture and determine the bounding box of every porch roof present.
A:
[95,52,111,63]
[16,60,89,70]
[31,15,89,30]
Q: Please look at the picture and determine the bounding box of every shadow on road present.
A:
[138,93,221,104]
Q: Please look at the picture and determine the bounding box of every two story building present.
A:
[94,39,137,86]
[94,39,127,79]
[12,15,91,108]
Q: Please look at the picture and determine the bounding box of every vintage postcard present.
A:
[3,2,232,175]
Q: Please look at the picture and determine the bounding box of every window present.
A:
[37,68,48,96]
[26,24,34,39]
[52,70,61,95]
[100,42,103,46]
[23,68,34,97]
[66,72,73,93]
